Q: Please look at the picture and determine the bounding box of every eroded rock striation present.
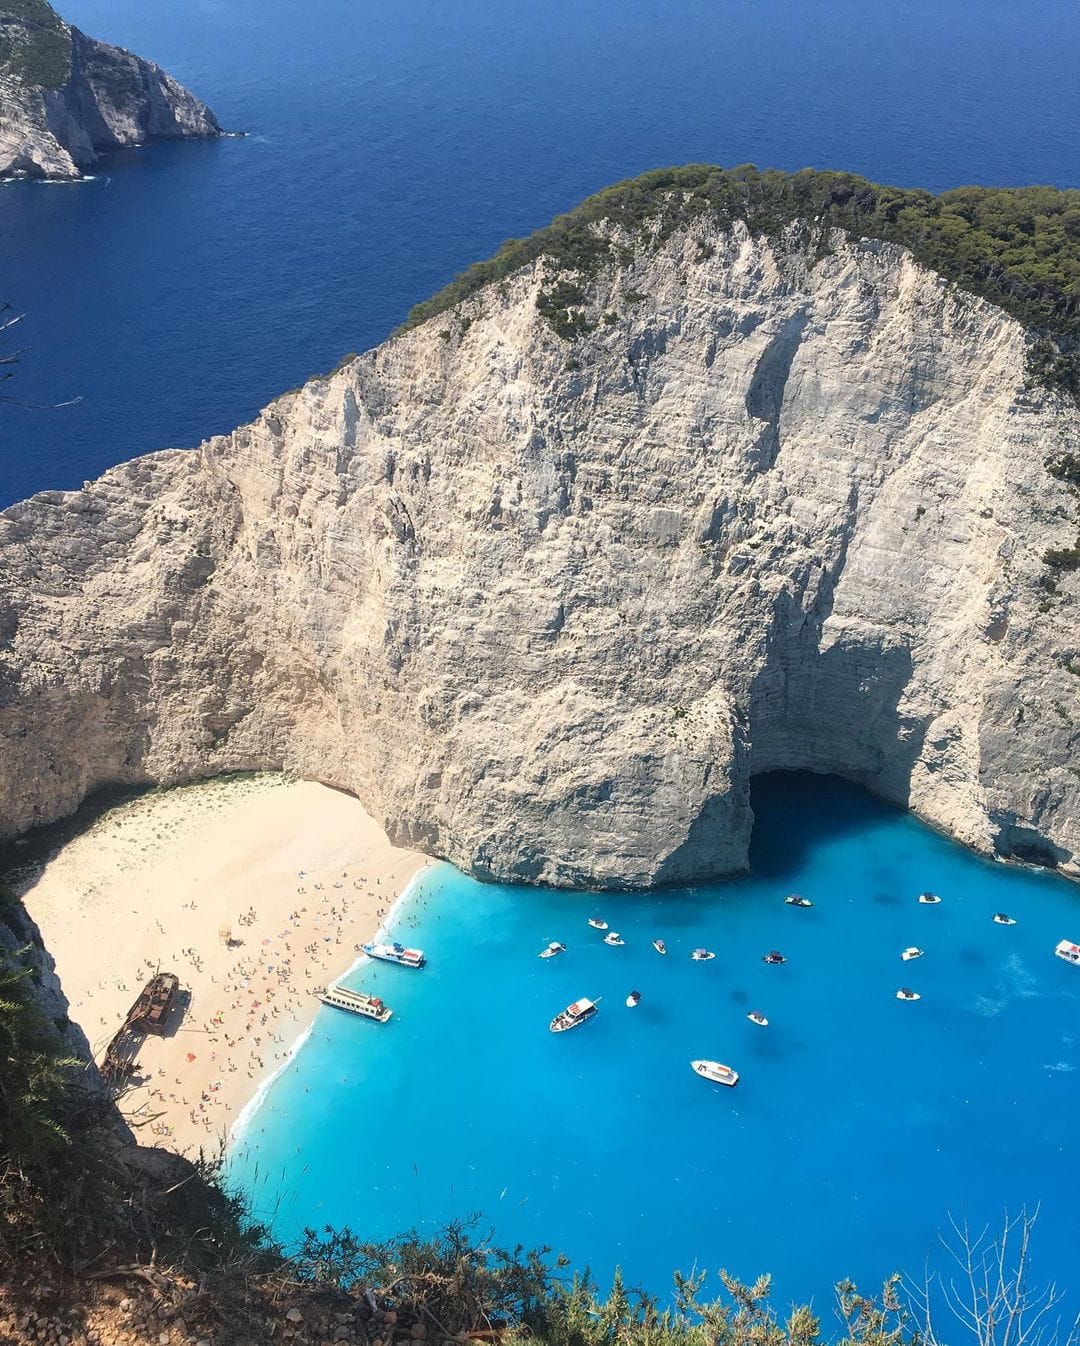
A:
[0,0,221,180]
[2,205,1080,887]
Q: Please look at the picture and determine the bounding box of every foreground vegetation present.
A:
[0,0,71,89]
[401,164,1080,402]
[2,889,1075,1345]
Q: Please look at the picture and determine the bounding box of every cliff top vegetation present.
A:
[401,164,1080,401]
[0,0,70,89]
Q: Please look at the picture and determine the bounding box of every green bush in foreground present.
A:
[399,164,1080,403]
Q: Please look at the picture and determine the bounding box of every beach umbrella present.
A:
[185,1052,196,1063]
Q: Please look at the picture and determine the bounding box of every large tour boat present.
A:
[362,941,425,969]
[1055,939,1080,965]
[549,996,599,1032]
[317,986,392,1022]
[691,1059,739,1086]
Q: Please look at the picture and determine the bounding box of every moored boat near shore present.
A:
[317,986,392,1022]
[550,997,599,1032]
[691,1059,739,1086]
[762,950,786,965]
[747,1011,768,1027]
[587,917,608,930]
[1055,939,1080,965]
[652,939,667,954]
[901,947,923,961]
[896,987,921,1001]
[690,948,714,961]
[539,941,566,958]
[993,913,1017,925]
[918,892,942,905]
[603,931,625,946]
[784,894,813,907]
[362,941,425,968]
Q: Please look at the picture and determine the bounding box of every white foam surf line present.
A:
[226,860,438,1150]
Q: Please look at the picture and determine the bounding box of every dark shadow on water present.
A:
[748,771,905,880]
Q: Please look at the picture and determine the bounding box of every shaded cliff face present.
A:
[2,223,1079,887]
[0,2,221,180]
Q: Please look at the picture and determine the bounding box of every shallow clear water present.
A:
[3,0,1080,506]
[229,774,1080,1307]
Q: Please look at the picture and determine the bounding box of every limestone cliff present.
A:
[2,213,1079,887]
[0,0,221,180]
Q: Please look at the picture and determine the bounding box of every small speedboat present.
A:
[691,1059,739,1086]
[896,987,921,1001]
[992,914,1017,926]
[652,939,667,955]
[362,941,425,969]
[603,931,625,946]
[539,941,566,958]
[901,947,923,961]
[549,996,599,1032]
[690,948,715,962]
[785,894,813,908]
[1054,939,1080,965]
[762,951,786,965]
[747,1011,768,1027]
[626,990,641,1008]
[317,987,392,1022]
[918,892,942,905]
[587,917,608,930]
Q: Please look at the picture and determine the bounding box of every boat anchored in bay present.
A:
[362,941,426,969]
[317,986,392,1022]
[550,997,600,1032]
[691,1059,739,1086]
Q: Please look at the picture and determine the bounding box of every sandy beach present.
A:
[17,774,430,1158]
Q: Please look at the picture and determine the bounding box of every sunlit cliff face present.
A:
[1,221,1078,886]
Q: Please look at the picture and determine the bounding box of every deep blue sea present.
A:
[229,775,1080,1309]
[2,0,1080,507]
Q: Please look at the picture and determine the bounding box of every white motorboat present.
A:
[652,939,667,955]
[747,1011,768,1027]
[901,947,923,961]
[762,950,786,965]
[918,892,942,905]
[626,991,641,1008]
[690,948,715,962]
[603,931,625,946]
[992,914,1017,925]
[362,941,425,969]
[587,917,608,931]
[539,941,566,958]
[317,986,392,1022]
[896,987,921,1001]
[1054,939,1080,965]
[691,1059,739,1086]
[784,894,813,908]
[549,996,599,1032]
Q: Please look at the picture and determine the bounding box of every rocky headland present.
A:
[0,0,221,180]
[2,166,1080,888]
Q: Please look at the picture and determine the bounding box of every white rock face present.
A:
[0,20,221,180]
[2,224,1079,886]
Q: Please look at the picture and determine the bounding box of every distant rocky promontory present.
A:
[0,0,221,180]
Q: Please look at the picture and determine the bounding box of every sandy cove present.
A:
[17,774,429,1158]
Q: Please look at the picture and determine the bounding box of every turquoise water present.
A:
[229,775,1080,1307]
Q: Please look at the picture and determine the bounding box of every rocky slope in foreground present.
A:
[0,0,221,180]
[2,173,1080,887]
